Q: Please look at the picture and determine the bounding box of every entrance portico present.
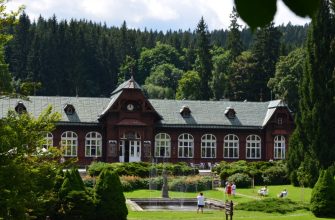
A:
[119,132,142,162]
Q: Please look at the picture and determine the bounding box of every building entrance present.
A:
[119,132,141,162]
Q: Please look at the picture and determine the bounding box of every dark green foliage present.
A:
[226,7,244,60]
[59,169,85,198]
[268,48,306,111]
[195,17,212,100]
[283,0,319,18]
[88,162,198,178]
[310,169,335,217]
[95,169,128,220]
[227,173,251,188]
[262,164,289,185]
[234,0,318,29]
[59,190,95,220]
[4,13,309,99]
[289,0,335,193]
[252,23,281,101]
[214,160,287,185]
[236,198,309,214]
[234,0,277,29]
[138,42,182,84]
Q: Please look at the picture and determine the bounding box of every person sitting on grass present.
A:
[278,189,288,198]
[258,185,268,196]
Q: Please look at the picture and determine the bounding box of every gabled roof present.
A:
[110,76,141,96]
[99,77,143,117]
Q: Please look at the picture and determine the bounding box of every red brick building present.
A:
[0,78,295,166]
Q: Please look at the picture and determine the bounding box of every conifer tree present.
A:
[195,17,212,100]
[226,7,244,60]
[310,168,335,217]
[288,0,335,191]
[95,169,128,220]
[252,22,281,101]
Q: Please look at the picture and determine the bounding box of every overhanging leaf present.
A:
[234,0,277,29]
[283,0,319,18]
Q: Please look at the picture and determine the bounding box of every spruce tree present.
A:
[252,22,281,101]
[226,7,244,60]
[195,17,212,100]
[310,168,335,217]
[298,0,335,169]
[288,0,335,198]
[95,169,128,220]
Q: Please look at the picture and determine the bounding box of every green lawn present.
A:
[125,185,329,220]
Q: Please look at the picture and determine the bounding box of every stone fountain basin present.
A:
[127,198,225,211]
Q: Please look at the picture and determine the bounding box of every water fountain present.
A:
[127,161,225,211]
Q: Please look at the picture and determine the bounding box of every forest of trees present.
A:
[4,11,308,109]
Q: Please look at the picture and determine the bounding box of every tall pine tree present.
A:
[288,0,335,188]
[226,7,244,60]
[195,17,212,100]
[252,23,281,101]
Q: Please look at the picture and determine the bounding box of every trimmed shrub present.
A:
[227,173,251,188]
[236,198,309,214]
[262,164,289,185]
[59,190,95,220]
[119,175,157,191]
[169,176,212,192]
[88,162,198,178]
[95,169,128,220]
[310,168,335,218]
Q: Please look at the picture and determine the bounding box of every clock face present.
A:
[127,103,134,111]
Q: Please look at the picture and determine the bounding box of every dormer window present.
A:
[64,104,75,115]
[278,117,283,125]
[180,106,191,118]
[15,101,27,114]
[225,107,236,119]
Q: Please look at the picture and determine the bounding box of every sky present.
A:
[6,0,311,31]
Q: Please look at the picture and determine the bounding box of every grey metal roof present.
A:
[149,99,279,128]
[0,96,110,124]
[0,95,284,128]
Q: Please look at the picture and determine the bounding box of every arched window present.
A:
[85,132,102,157]
[201,134,216,158]
[274,135,285,159]
[224,134,239,158]
[43,132,53,149]
[61,131,78,156]
[155,133,171,158]
[178,133,193,158]
[246,135,261,159]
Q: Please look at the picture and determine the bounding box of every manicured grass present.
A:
[125,185,321,220]
[125,189,251,203]
[128,210,333,220]
[237,185,312,202]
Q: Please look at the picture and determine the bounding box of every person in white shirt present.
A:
[197,192,205,213]
[232,182,236,196]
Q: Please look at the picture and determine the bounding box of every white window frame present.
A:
[61,131,78,157]
[224,134,239,159]
[178,133,194,158]
[274,135,286,159]
[246,135,261,159]
[278,117,283,125]
[154,133,171,158]
[201,134,216,158]
[85,132,102,157]
[43,132,53,149]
